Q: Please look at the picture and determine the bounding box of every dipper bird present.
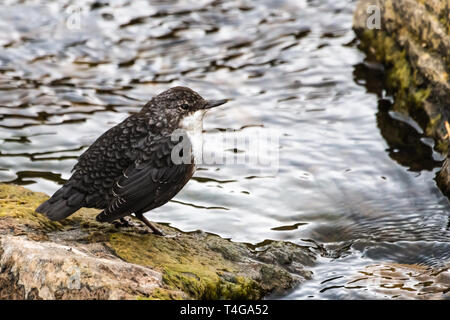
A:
[36,87,227,235]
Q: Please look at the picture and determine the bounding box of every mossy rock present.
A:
[354,0,450,154]
[0,184,314,300]
[357,29,432,113]
[108,231,261,299]
[0,184,63,231]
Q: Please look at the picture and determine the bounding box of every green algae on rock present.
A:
[0,184,315,300]
[0,184,63,232]
[354,0,449,153]
[353,0,450,197]
[357,29,432,116]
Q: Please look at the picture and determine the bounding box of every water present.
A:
[0,0,449,299]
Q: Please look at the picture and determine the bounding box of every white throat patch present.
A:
[180,110,206,132]
[179,110,206,166]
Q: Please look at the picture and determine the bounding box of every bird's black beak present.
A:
[204,99,228,109]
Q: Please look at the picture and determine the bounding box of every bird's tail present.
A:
[35,184,85,221]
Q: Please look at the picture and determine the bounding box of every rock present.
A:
[437,156,450,197]
[0,236,163,300]
[349,263,450,299]
[353,0,450,194]
[0,184,315,300]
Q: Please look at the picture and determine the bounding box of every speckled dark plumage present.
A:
[35,87,226,230]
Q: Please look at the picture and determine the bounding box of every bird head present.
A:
[144,86,228,131]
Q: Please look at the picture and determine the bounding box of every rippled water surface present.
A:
[0,0,449,299]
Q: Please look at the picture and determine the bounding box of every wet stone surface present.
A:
[0,0,449,299]
[0,184,314,300]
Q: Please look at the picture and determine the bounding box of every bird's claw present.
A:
[113,215,169,236]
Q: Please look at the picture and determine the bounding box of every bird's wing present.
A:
[74,114,148,173]
[95,134,194,222]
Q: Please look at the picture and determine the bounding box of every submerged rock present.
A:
[349,263,450,299]
[353,0,450,194]
[0,184,314,300]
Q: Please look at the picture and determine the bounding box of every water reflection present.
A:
[376,99,442,172]
[353,61,443,171]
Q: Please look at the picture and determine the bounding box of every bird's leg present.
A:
[113,217,134,228]
[112,216,149,234]
[135,213,165,236]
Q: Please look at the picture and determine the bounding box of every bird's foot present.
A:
[144,221,166,236]
[112,215,168,236]
[112,217,150,234]
[135,214,166,236]
[113,217,138,228]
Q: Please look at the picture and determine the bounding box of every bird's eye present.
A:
[180,104,190,110]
